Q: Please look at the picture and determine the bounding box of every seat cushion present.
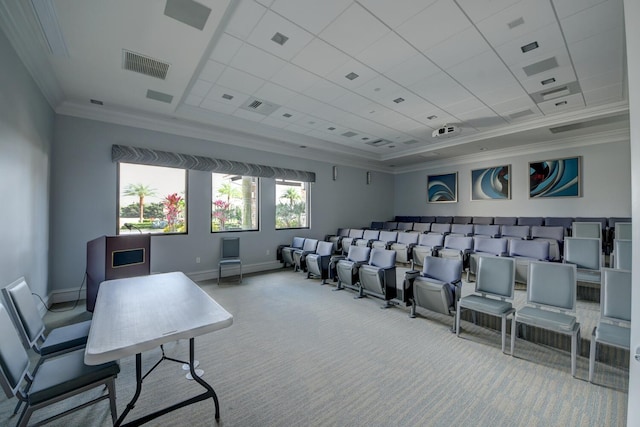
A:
[516,306,577,333]
[29,348,120,405]
[459,295,513,316]
[595,322,630,349]
[41,320,92,356]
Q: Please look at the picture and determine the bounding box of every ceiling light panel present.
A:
[355,32,417,74]
[225,0,267,39]
[319,3,390,56]
[247,11,314,61]
[291,38,351,76]
[494,23,565,67]
[271,0,352,34]
[229,44,287,80]
[209,33,244,63]
[522,56,559,77]
[516,62,576,94]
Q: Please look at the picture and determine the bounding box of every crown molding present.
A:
[0,0,64,108]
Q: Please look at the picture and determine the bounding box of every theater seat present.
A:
[293,238,318,272]
[390,232,420,264]
[411,233,445,269]
[281,237,305,268]
[334,246,371,292]
[357,249,397,307]
[306,241,335,284]
[508,239,550,284]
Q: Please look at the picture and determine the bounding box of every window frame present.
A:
[275,179,310,230]
[211,173,260,233]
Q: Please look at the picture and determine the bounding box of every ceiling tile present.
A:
[209,33,244,63]
[358,0,437,29]
[286,94,328,114]
[561,0,624,44]
[537,92,585,114]
[293,115,330,130]
[456,0,522,23]
[271,0,351,34]
[579,68,623,92]
[582,83,624,106]
[191,79,213,97]
[331,92,375,113]
[396,0,471,52]
[184,94,203,106]
[253,82,298,105]
[517,65,577,94]
[384,54,440,87]
[425,27,491,70]
[570,28,624,80]
[205,85,250,107]
[456,106,504,129]
[284,123,314,134]
[553,0,608,19]
[233,108,268,122]
[199,60,226,82]
[217,67,266,94]
[229,44,287,80]
[269,63,321,92]
[260,116,290,128]
[443,97,488,116]
[325,59,379,89]
[246,11,314,61]
[271,106,306,121]
[319,3,390,56]
[226,0,267,40]
[489,96,541,117]
[303,79,349,103]
[493,23,565,67]
[291,38,351,76]
[255,0,275,6]
[409,72,472,107]
[356,32,418,74]
[352,75,404,103]
[475,1,556,47]
[200,98,239,114]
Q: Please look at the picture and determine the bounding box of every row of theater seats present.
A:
[278,236,631,384]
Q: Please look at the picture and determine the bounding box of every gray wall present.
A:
[49,115,394,294]
[0,28,54,302]
[394,139,631,218]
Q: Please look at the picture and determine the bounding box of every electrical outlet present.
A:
[195,257,201,264]
[266,249,270,255]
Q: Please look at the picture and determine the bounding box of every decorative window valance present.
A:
[112,145,316,182]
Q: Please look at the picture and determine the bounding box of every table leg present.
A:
[189,338,220,419]
[115,354,143,427]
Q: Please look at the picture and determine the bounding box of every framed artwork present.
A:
[427,172,457,203]
[529,156,581,198]
[471,165,511,200]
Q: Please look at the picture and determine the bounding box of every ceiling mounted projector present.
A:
[432,125,461,138]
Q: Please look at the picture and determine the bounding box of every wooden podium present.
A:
[86,234,150,312]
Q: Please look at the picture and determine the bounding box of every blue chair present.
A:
[412,233,445,269]
[281,236,305,268]
[218,237,242,284]
[334,246,371,292]
[468,237,508,281]
[293,238,318,272]
[357,249,397,307]
[611,239,632,270]
[306,241,335,284]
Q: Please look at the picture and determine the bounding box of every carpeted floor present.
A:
[0,269,629,426]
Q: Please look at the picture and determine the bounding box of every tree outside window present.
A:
[211,174,258,232]
[275,180,309,229]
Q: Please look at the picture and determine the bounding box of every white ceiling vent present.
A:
[123,50,170,80]
[509,109,534,120]
[541,86,570,101]
[239,98,280,116]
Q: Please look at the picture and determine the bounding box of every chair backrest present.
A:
[368,248,396,268]
[517,217,544,226]
[476,256,515,299]
[301,238,318,252]
[422,256,462,283]
[362,230,380,240]
[348,229,365,239]
[473,237,507,255]
[544,217,574,234]
[0,303,31,397]
[338,228,350,237]
[413,223,430,233]
[435,216,453,224]
[396,222,414,231]
[453,216,472,224]
[315,241,334,256]
[420,216,436,223]
[397,232,419,245]
[369,222,384,230]
[600,268,632,324]
[493,216,517,226]
[472,216,493,225]
[221,237,240,259]
[1,277,45,349]
[451,224,473,236]
[443,235,473,251]
[572,221,602,239]
[291,236,305,249]
[527,262,577,312]
[615,222,632,240]
[575,217,607,232]
[531,226,564,242]
[383,222,398,230]
[430,223,451,234]
[508,239,549,260]
[613,239,632,270]
[564,237,601,270]
[418,233,444,247]
[501,225,529,239]
[346,245,371,263]
[378,230,398,242]
[473,224,500,238]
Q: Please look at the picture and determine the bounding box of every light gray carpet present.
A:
[0,269,628,426]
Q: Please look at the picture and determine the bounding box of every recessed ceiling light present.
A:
[342,131,358,137]
[345,72,359,80]
[328,127,336,130]
[283,113,292,118]
[90,99,103,105]
[393,97,405,103]
[271,32,289,46]
[299,145,307,148]
[362,137,369,140]
[427,115,437,120]
[521,41,539,53]
[555,100,568,106]
[541,77,556,85]
[222,93,234,100]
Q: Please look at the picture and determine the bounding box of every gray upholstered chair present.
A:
[383,221,398,230]
[614,222,632,240]
[371,230,398,249]
[0,303,119,427]
[572,221,602,239]
[456,256,516,353]
[218,237,242,284]
[357,249,397,307]
[355,229,381,247]
[334,245,371,292]
[293,238,318,272]
[437,235,473,270]
[517,217,544,227]
[589,268,631,383]
[611,239,632,270]
[341,229,365,254]
[563,237,602,285]
[544,217,573,236]
[2,277,91,357]
[472,216,493,225]
[493,216,517,226]
[408,256,463,331]
[510,261,580,377]
[531,225,564,261]
[306,241,335,284]
[396,222,414,231]
[390,231,420,264]
[500,225,530,240]
[430,223,451,235]
[453,216,471,224]
[508,239,550,284]
[412,222,431,233]
[326,228,349,254]
[473,224,501,239]
[281,237,305,268]
[468,237,508,281]
[450,224,474,237]
[411,233,445,269]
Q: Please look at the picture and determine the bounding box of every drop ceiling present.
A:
[0,0,629,172]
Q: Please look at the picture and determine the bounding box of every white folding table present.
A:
[85,271,233,426]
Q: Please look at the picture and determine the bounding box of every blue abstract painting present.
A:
[529,157,581,198]
[471,165,511,200]
[427,172,457,203]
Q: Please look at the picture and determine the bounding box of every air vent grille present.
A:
[248,100,263,109]
[239,98,280,116]
[509,109,534,120]
[123,50,170,80]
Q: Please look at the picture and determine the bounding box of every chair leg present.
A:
[17,404,33,427]
[239,263,242,283]
[501,315,507,354]
[589,330,597,383]
[217,264,221,285]
[571,330,577,378]
[409,299,416,318]
[510,319,517,356]
[107,378,118,424]
[455,308,462,336]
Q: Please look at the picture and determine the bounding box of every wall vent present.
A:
[123,50,170,80]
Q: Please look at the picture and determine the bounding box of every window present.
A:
[118,163,187,234]
[211,174,259,232]
[275,179,309,229]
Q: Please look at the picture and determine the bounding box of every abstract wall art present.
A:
[471,165,511,200]
[529,156,581,198]
[427,172,458,203]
